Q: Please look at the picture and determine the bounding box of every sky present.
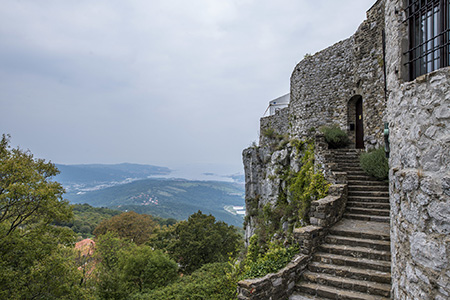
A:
[1,0,376,178]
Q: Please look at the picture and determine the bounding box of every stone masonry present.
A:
[385,1,450,298]
[242,0,450,299]
[289,0,386,150]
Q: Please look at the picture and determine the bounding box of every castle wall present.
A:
[260,107,289,146]
[246,0,388,246]
[385,1,450,299]
[289,38,355,137]
[289,0,386,150]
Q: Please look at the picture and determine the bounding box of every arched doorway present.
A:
[347,96,364,149]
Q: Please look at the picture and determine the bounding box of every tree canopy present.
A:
[0,134,72,237]
[0,134,88,299]
[93,211,158,245]
[166,211,242,273]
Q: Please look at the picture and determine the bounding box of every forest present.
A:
[0,134,301,299]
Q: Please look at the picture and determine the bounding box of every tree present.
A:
[95,232,178,299]
[95,232,131,300]
[0,134,89,299]
[0,134,72,237]
[167,211,242,273]
[93,211,158,245]
[119,245,178,293]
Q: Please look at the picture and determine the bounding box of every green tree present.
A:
[0,134,72,236]
[95,232,178,299]
[167,211,242,273]
[135,262,239,300]
[119,245,178,294]
[94,211,158,245]
[95,232,131,300]
[0,134,89,299]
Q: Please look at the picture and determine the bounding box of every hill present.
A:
[54,163,171,193]
[65,178,245,227]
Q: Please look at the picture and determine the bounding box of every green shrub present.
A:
[320,125,349,149]
[135,262,237,300]
[244,242,299,279]
[262,127,276,139]
[360,148,389,180]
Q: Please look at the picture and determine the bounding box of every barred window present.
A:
[404,0,450,80]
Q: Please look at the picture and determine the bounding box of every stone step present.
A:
[324,235,391,251]
[314,252,391,272]
[338,166,364,170]
[347,201,390,209]
[348,175,382,181]
[330,223,390,241]
[319,244,391,261]
[346,171,371,176]
[289,292,329,300]
[330,222,390,241]
[344,213,390,223]
[308,261,391,284]
[333,152,360,156]
[333,151,360,155]
[302,271,391,297]
[336,161,361,166]
[349,185,389,192]
[334,157,359,160]
[295,282,389,300]
[348,196,390,203]
[335,157,360,161]
[347,207,390,217]
[339,166,363,171]
[348,190,390,198]
[348,180,388,186]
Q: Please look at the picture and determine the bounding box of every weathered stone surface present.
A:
[385,1,450,298]
[242,1,449,299]
[237,255,309,300]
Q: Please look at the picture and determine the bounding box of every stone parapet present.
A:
[237,255,309,300]
[259,107,289,146]
[309,184,348,228]
[293,226,325,256]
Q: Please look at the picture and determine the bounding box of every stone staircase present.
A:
[290,149,391,300]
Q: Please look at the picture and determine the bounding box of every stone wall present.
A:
[259,107,289,146]
[385,1,450,299]
[289,0,386,150]
[352,0,386,149]
[237,255,309,300]
[289,38,355,137]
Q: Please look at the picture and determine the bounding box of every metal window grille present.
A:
[404,0,450,80]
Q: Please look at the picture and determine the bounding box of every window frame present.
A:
[404,0,450,80]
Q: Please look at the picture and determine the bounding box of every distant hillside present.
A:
[54,163,171,193]
[65,178,245,227]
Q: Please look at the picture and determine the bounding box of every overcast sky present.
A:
[1,0,376,177]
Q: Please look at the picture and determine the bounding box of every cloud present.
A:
[0,0,376,173]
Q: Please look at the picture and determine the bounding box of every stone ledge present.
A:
[310,183,348,228]
[237,254,309,300]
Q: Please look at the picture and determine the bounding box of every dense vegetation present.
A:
[92,210,243,299]
[0,134,248,299]
[0,134,89,299]
[1,134,311,299]
[319,124,350,149]
[360,147,389,180]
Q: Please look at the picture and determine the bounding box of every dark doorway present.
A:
[355,98,364,149]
